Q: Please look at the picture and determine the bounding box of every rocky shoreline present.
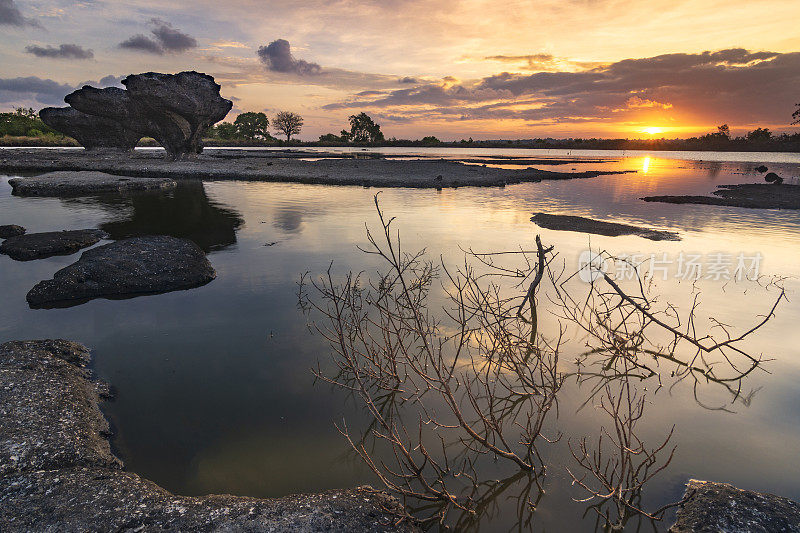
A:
[0,340,419,532]
[642,183,800,210]
[531,212,681,241]
[0,148,633,189]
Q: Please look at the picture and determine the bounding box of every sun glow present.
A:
[641,126,664,135]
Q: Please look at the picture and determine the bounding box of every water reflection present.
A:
[62,181,244,252]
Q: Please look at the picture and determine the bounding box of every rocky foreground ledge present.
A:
[0,340,419,532]
[0,149,631,189]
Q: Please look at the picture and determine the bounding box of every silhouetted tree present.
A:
[793,103,800,124]
[347,112,384,143]
[717,124,730,138]
[746,127,772,141]
[273,111,303,141]
[215,122,239,140]
[234,112,270,140]
[421,135,441,144]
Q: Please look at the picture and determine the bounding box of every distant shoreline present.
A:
[1,135,798,153]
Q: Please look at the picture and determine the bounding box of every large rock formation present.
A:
[0,229,107,261]
[64,71,232,160]
[39,107,141,151]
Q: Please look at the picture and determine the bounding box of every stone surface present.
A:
[0,225,25,238]
[0,229,106,261]
[531,212,680,241]
[0,148,634,189]
[26,235,216,308]
[643,183,800,210]
[0,340,419,532]
[670,479,800,533]
[65,71,232,160]
[39,107,141,151]
[9,170,176,197]
[0,340,121,477]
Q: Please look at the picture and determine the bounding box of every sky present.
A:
[1,0,799,140]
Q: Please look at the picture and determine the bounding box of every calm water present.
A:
[1,150,799,531]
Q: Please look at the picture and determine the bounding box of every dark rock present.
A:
[8,171,176,197]
[0,225,25,238]
[755,165,768,173]
[0,340,122,477]
[642,183,800,210]
[26,236,216,308]
[65,71,232,160]
[0,229,106,261]
[670,479,800,532]
[39,107,141,151]
[531,212,680,241]
[765,172,784,184]
[0,339,419,532]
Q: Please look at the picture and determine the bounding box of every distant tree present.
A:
[793,103,800,124]
[347,112,384,143]
[717,124,730,138]
[0,108,56,137]
[234,112,270,140]
[216,122,239,140]
[420,135,440,144]
[273,111,303,141]
[319,133,344,142]
[339,129,351,142]
[746,127,772,141]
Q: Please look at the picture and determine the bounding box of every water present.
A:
[1,151,799,531]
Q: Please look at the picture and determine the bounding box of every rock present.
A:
[39,107,141,151]
[642,183,800,210]
[670,479,800,532]
[0,339,419,532]
[65,71,232,160]
[765,172,784,184]
[0,229,106,261]
[0,225,25,238]
[0,340,122,477]
[755,165,768,173]
[531,212,681,241]
[8,171,176,197]
[26,236,216,308]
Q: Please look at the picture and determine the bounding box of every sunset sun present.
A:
[641,126,665,135]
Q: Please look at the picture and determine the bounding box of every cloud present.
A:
[0,0,39,27]
[324,48,800,126]
[257,39,321,75]
[0,76,75,106]
[118,19,197,54]
[399,76,418,84]
[25,44,94,60]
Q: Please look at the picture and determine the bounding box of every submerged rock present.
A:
[0,225,25,239]
[0,339,419,532]
[755,165,768,173]
[0,229,106,261]
[9,171,176,197]
[670,479,800,532]
[39,107,141,151]
[764,172,784,184]
[26,236,216,308]
[643,183,800,210]
[531,212,681,241]
[65,71,232,160]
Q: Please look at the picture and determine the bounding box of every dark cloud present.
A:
[398,76,418,84]
[148,18,197,52]
[25,44,94,60]
[0,0,39,27]
[118,19,197,54]
[325,49,800,126]
[0,76,75,106]
[257,39,321,75]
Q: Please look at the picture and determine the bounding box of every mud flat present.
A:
[0,340,419,532]
[0,149,632,189]
[8,170,176,197]
[670,479,800,532]
[642,183,800,210]
[531,213,680,241]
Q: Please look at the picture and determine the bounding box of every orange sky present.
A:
[2,0,799,139]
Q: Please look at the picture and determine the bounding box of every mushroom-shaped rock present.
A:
[39,107,141,151]
[121,71,232,158]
